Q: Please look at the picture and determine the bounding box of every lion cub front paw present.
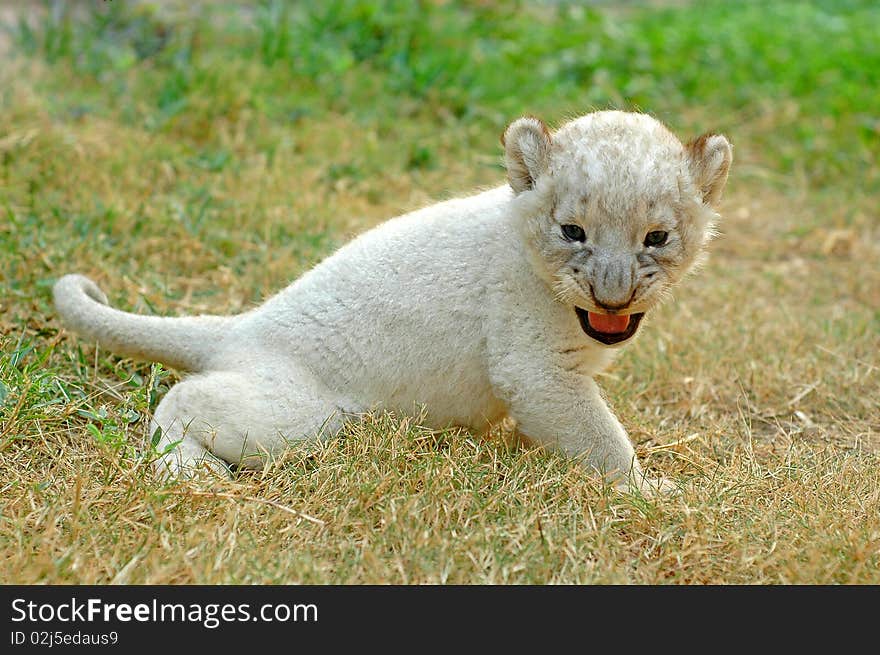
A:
[617,470,679,498]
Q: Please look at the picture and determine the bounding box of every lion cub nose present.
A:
[589,256,637,310]
[592,296,633,312]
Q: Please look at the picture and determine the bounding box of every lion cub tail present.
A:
[53,274,235,373]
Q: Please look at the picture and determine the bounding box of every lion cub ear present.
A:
[685,133,733,207]
[502,116,552,194]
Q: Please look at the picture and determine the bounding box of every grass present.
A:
[0,0,878,584]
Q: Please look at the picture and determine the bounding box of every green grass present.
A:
[1,0,878,584]
[9,0,879,189]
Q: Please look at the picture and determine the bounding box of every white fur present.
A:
[53,111,731,493]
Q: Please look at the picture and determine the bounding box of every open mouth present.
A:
[574,307,645,346]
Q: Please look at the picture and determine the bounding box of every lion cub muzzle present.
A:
[570,250,646,345]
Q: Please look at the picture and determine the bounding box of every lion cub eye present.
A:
[561,224,586,242]
[644,230,668,247]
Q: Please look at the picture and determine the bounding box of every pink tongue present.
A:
[587,312,630,334]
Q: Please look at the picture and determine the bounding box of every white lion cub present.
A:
[54,110,731,492]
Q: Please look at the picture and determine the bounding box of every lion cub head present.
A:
[503,110,732,346]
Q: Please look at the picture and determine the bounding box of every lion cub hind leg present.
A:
[150,369,354,480]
